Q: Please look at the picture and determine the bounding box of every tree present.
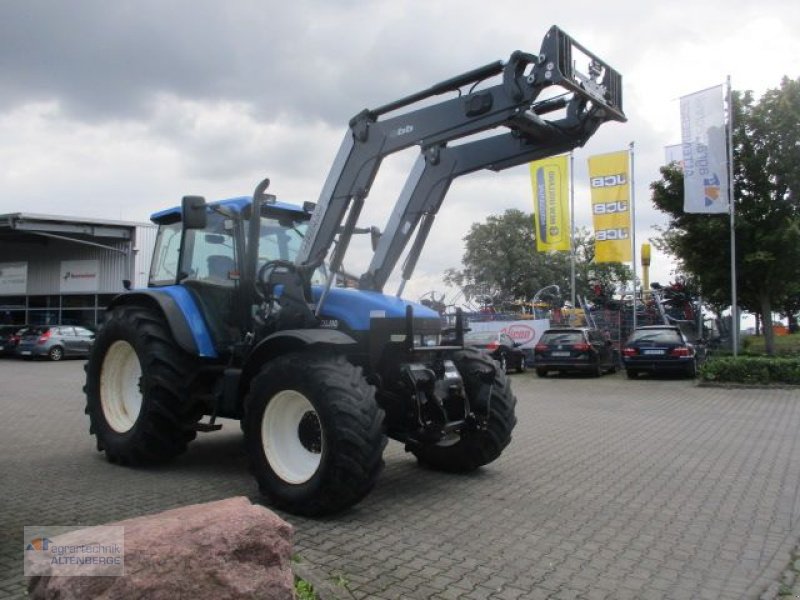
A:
[444,209,631,308]
[650,77,800,355]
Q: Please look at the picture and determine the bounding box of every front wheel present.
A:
[244,353,386,516]
[411,347,517,473]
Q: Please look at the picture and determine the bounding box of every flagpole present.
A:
[727,75,738,356]
[570,151,576,307]
[629,141,637,331]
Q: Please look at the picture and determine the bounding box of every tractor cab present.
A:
[147,195,324,356]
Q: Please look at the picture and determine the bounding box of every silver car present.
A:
[15,326,95,361]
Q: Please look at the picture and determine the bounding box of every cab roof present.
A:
[150,196,307,224]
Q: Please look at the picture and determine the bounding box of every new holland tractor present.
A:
[84,26,625,516]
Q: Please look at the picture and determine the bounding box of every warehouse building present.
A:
[0,213,157,328]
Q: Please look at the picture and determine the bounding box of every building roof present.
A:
[0,212,153,229]
[0,212,154,246]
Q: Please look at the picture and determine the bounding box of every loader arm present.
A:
[296,25,625,304]
[360,91,605,293]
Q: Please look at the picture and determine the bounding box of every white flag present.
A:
[664,144,683,168]
[680,85,729,213]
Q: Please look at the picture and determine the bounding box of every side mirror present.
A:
[182,196,207,230]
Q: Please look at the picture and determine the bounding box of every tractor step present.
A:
[194,421,223,432]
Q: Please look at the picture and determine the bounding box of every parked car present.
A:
[15,326,96,361]
[464,330,527,373]
[533,327,617,377]
[0,325,28,357]
[622,325,698,378]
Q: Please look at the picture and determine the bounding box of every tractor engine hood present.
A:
[310,287,440,332]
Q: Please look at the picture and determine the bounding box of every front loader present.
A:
[84,26,625,516]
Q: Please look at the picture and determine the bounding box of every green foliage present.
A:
[294,577,318,600]
[444,209,632,306]
[742,334,800,355]
[650,77,800,355]
[700,356,800,384]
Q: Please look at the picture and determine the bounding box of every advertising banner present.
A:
[468,319,550,350]
[529,155,570,252]
[60,260,99,293]
[587,150,632,263]
[680,85,729,213]
[0,262,27,295]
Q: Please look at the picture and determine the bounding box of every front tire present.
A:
[244,353,386,516]
[411,347,517,473]
[84,305,200,465]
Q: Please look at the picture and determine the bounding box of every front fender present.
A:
[239,329,357,400]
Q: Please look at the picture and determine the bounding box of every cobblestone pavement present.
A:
[2,359,800,599]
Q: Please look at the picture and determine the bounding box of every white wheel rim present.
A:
[262,390,323,484]
[100,341,143,433]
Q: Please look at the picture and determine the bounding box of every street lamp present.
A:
[531,284,560,318]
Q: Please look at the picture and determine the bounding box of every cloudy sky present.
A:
[1,0,798,303]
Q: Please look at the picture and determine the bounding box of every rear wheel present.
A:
[244,353,386,516]
[84,305,200,465]
[686,361,697,378]
[411,347,517,473]
[48,346,64,361]
[516,354,527,373]
[536,368,548,378]
[498,353,508,373]
[626,369,638,379]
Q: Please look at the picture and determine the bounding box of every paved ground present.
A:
[2,359,800,599]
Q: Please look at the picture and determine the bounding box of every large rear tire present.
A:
[411,347,517,473]
[84,305,200,465]
[244,353,386,516]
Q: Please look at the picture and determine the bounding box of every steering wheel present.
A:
[255,259,298,303]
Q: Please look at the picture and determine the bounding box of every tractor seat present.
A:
[206,255,235,284]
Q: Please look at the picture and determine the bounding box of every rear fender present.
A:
[106,289,217,358]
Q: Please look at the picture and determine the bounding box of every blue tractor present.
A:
[84,26,625,515]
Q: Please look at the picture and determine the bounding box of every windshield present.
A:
[630,329,682,344]
[464,332,497,344]
[540,331,584,344]
[259,215,327,285]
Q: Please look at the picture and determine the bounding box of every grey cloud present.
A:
[0,0,488,126]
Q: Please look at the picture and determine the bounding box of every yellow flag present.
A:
[529,155,569,252]
[587,150,632,262]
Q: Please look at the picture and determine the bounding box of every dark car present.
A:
[15,325,95,361]
[533,327,617,377]
[464,330,527,373]
[0,325,27,357]
[622,325,698,378]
